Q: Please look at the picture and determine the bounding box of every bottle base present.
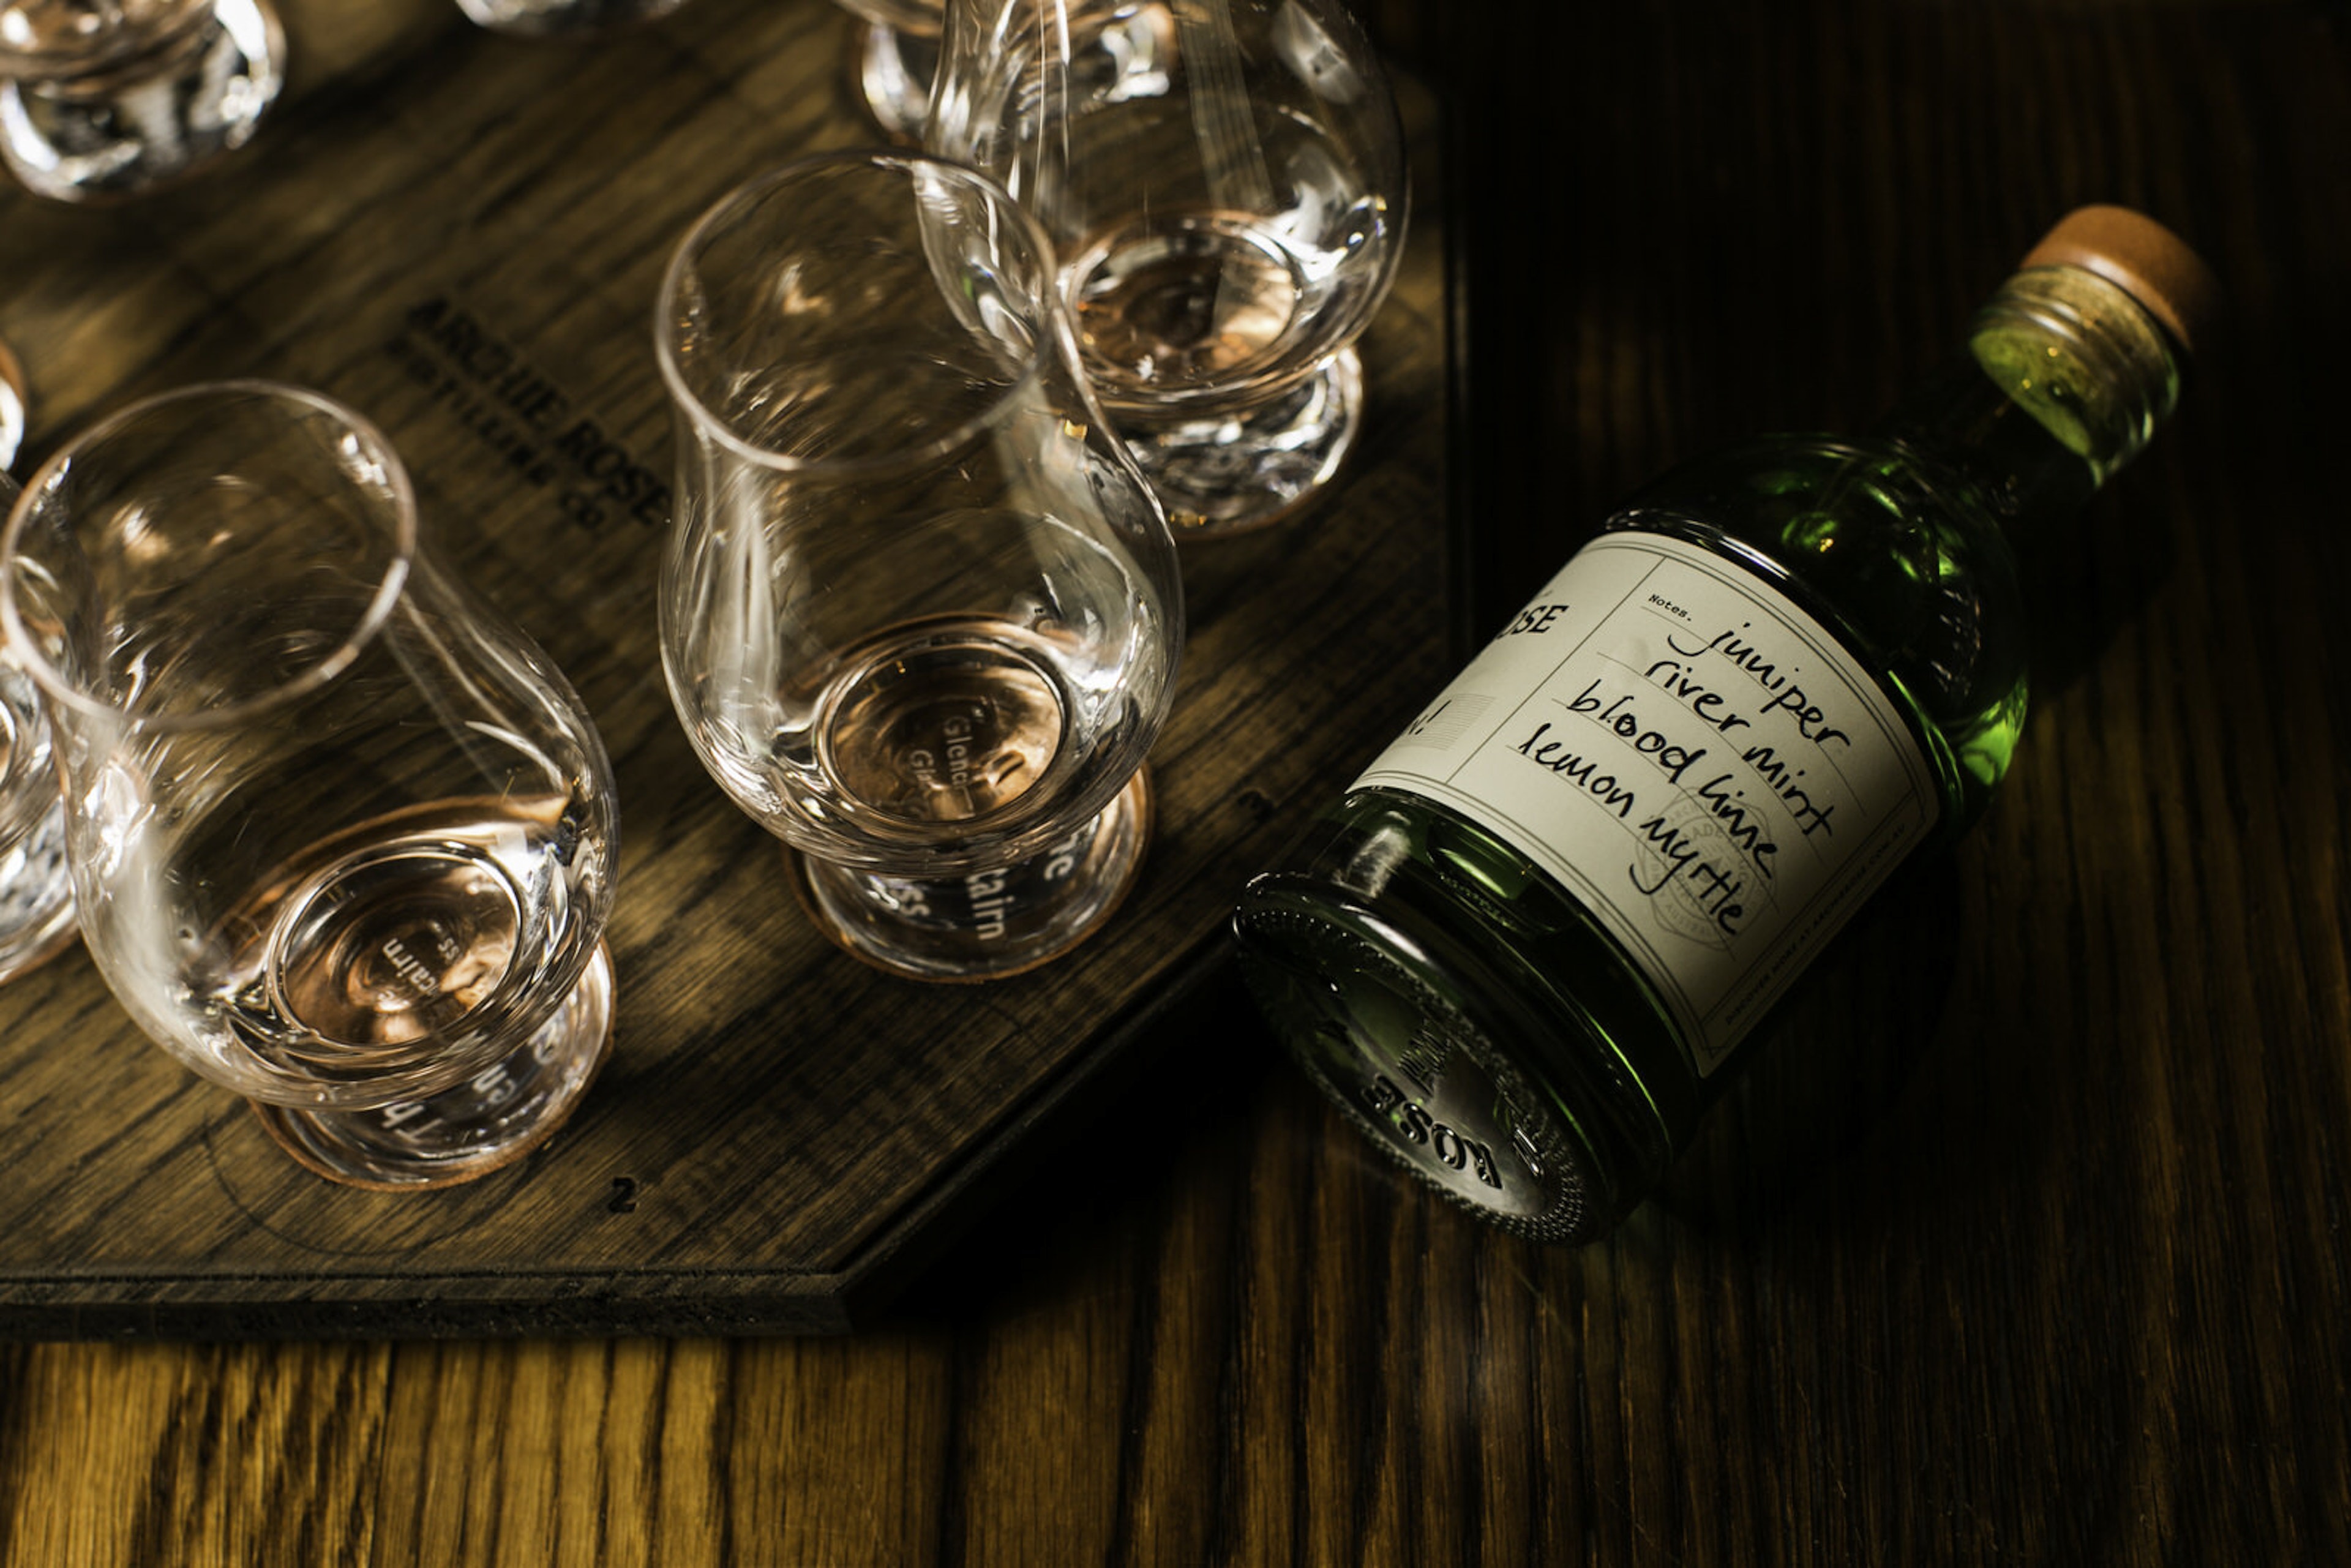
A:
[1234,884,1657,1245]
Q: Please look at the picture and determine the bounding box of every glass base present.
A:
[849,21,935,143]
[0,794,77,985]
[1115,348,1363,538]
[250,939,616,1190]
[790,769,1153,981]
[0,0,285,204]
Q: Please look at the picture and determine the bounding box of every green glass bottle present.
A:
[1230,207,2216,1243]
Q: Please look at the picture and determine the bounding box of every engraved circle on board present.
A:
[201,1101,511,1256]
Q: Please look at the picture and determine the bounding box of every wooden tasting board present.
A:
[0,0,1452,1336]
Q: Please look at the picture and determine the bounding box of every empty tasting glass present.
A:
[928,0,1408,535]
[656,151,1182,981]
[0,0,285,203]
[0,382,621,1188]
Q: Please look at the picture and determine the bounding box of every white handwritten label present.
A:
[1356,530,1938,1075]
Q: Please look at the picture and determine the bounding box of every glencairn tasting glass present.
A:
[656,151,1181,981]
[0,382,621,1188]
[928,0,1407,535]
[1232,208,2218,1243]
[0,0,285,203]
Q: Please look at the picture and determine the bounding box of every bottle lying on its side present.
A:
[1231,206,2218,1244]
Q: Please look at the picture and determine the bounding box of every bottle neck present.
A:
[1873,264,2184,528]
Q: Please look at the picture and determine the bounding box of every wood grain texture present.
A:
[2,0,2347,1562]
[0,0,1449,1334]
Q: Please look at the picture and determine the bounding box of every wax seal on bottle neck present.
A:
[2020,204,2221,357]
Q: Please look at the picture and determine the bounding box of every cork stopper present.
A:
[2019,205,2220,358]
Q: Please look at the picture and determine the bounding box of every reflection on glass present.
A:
[826,0,943,140]
[0,473,73,984]
[453,0,693,38]
[0,348,73,981]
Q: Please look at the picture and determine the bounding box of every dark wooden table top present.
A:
[2,0,2345,1562]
